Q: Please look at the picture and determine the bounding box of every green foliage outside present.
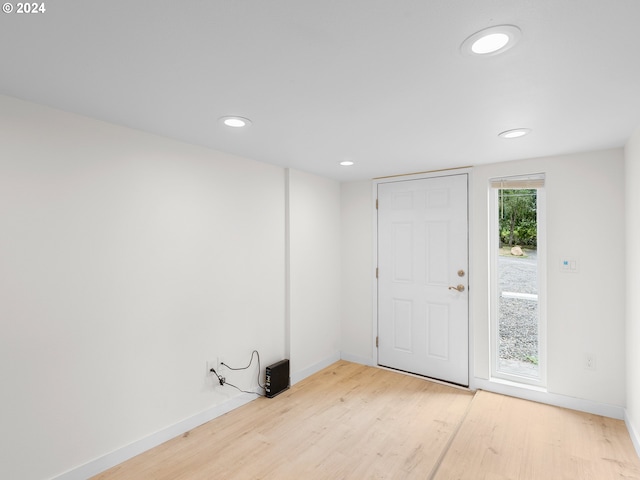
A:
[499,189,537,247]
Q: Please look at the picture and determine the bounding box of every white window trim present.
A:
[489,175,547,388]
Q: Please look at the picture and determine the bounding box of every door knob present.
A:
[448,284,465,292]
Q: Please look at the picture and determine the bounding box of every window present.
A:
[489,175,546,387]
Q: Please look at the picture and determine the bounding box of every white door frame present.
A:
[372,168,473,384]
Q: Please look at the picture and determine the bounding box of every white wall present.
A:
[340,180,374,365]
[287,169,342,382]
[340,149,627,411]
[472,149,626,408]
[625,127,640,453]
[0,96,289,480]
[2,92,633,479]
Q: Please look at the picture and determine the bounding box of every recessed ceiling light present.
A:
[473,33,510,54]
[340,160,354,166]
[461,25,522,56]
[219,116,252,128]
[498,128,531,139]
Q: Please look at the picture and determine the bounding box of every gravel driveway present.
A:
[498,250,539,373]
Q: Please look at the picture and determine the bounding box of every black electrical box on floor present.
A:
[265,359,290,398]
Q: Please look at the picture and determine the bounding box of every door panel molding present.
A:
[372,169,471,386]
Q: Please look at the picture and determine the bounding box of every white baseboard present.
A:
[48,365,636,479]
[50,393,257,480]
[340,352,375,366]
[473,377,625,420]
[290,352,341,385]
[54,353,343,480]
[625,410,640,458]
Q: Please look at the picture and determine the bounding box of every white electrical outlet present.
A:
[207,360,218,375]
[217,356,224,372]
[585,353,596,371]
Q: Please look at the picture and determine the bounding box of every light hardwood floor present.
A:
[93,361,640,479]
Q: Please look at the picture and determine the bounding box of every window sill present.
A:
[488,376,547,393]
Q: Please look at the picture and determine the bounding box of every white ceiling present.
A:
[2,0,640,182]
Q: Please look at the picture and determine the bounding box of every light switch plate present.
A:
[560,258,579,272]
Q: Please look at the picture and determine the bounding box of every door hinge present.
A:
[376,336,379,348]
[376,267,379,278]
[376,198,378,210]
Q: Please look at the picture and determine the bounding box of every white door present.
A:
[377,174,468,386]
